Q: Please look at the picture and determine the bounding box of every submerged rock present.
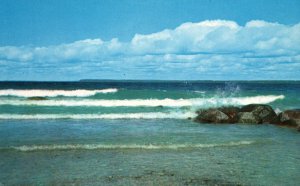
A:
[27,96,48,100]
[278,109,300,128]
[240,104,278,123]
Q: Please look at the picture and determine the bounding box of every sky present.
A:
[0,0,300,80]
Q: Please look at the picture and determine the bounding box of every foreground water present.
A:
[0,81,299,185]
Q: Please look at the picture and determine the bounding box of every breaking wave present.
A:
[0,95,284,107]
[0,88,118,97]
[4,141,255,152]
[0,112,196,120]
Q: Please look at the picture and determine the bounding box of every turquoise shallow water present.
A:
[0,119,299,185]
[0,81,299,185]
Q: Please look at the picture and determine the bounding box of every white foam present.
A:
[229,95,285,105]
[0,112,196,120]
[0,95,284,107]
[7,141,255,152]
[0,88,118,97]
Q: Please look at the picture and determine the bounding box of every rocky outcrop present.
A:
[218,107,240,123]
[277,109,300,127]
[194,104,299,132]
[195,107,240,123]
[195,109,229,123]
[240,104,278,123]
[238,112,261,124]
[195,104,277,125]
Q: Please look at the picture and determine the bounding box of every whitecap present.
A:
[0,95,284,107]
[0,88,118,97]
[0,112,196,120]
[6,141,255,152]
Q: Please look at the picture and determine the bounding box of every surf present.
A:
[0,88,118,97]
[0,95,284,107]
[4,141,255,152]
[0,112,197,120]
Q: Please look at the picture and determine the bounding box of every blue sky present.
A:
[0,0,300,80]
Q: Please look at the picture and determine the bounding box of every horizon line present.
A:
[0,79,300,82]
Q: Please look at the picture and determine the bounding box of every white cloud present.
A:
[0,20,300,80]
[130,20,300,55]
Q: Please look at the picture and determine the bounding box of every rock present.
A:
[195,108,230,123]
[278,109,300,127]
[238,112,262,124]
[27,96,47,101]
[193,104,300,132]
[219,106,240,123]
[195,107,240,123]
[240,104,278,123]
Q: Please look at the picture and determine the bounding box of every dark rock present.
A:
[194,104,278,124]
[27,96,47,101]
[195,107,240,123]
[278,109,300,127]
[240,104,278,123]
[195,108,230,123]
[238,112,262,124]
[193,104,300,132]
[219,106,240,123]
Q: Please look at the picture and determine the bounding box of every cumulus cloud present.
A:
[131,20,300,55]
[0,20,300,80]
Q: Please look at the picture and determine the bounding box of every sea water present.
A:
[0,81,299,185]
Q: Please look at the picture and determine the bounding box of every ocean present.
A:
[0,81,299,185]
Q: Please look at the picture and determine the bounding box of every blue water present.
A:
[0,81,299,185]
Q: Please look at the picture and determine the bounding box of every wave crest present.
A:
[0,88,118,97]
[6,141,255,152]
[0,95,284,107]
[0,112,196,120]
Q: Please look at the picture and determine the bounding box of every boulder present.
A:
[193,104,300,132]
[240,104,278,123]
[195,109,229,123]
[194,107,240,123]
[278,109,300,127]
[238,112,261,124]
[218,106,240,123]
[27,96,47,101]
